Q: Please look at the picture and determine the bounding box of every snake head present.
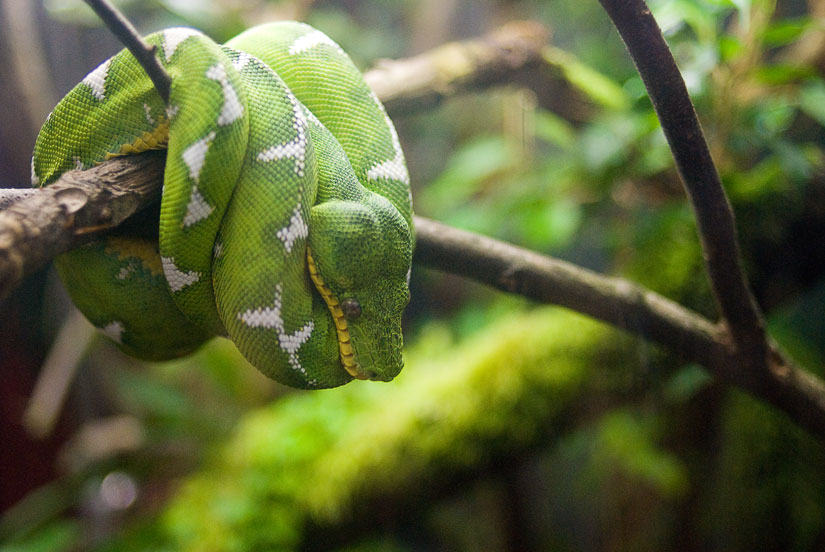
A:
[308,193,412,382]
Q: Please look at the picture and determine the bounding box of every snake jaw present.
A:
[306,246,370,380]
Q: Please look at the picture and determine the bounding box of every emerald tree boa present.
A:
[32,22,413,389]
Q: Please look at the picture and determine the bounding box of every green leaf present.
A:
[534,109,576,150]
[754,64,816,86]
[420,135,516,214]
[542,47,630,110]
[799,80,825,127]
[761,17,817,47]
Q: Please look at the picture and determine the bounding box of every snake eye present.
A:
[341,298,362,320]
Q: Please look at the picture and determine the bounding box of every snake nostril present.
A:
[365,370,378,380]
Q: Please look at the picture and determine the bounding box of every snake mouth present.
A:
[306,247,370,380]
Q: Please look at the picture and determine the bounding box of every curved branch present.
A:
[413,217,723,366]
[597,0,766,358]
[83,0,171,102]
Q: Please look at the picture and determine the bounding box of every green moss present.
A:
[111,308,622,550]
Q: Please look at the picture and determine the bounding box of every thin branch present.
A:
[83,0,171,102]
[597,0,766,358]
[414,217,723,366]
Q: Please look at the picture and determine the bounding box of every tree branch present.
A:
[0,152,164,296]
[414,217,723,367]
[83,0,171,102]
[414,218,825,438]
[364,21,549,115]
[597,0,767,359]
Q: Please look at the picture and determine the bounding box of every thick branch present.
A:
[0,21,551,298]
[597,0,766,358]
[0,152,164,296]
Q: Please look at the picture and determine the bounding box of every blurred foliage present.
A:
[2,0,825,550]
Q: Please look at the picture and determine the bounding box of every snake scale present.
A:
[31,22,414,389]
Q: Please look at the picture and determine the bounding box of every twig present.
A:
[596,0,767,359]
[82,0,171,102]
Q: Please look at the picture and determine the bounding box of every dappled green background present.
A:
[1,0,824,550]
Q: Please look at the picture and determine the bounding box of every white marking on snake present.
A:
[161,256,201,292]
[183,186,214,227]
[81,58,112,101]
[100,321,125,344]
[302,105,322,127]
[30,157,40,187]
[238,284,314,376]
[205,63,244,126]
[276,204,308,253]
[213,239,223,259]
[256,91,307,177]
[288,29,345,56]
[116,266,132,280]
[182,131,216,183]
[365,93,410,185]
[162,28,202,62]
[143,103,155,125]
[233,52,253,72]
[166,104,180,121]
[72,156,84,171]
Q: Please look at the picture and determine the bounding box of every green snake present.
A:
[31,22,413,389]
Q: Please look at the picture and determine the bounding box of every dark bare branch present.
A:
[83,0,171,102]
[596,0,767,359]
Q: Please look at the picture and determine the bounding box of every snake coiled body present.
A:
[32,22,413,389]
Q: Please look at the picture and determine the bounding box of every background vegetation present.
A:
[1,0,824,550]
